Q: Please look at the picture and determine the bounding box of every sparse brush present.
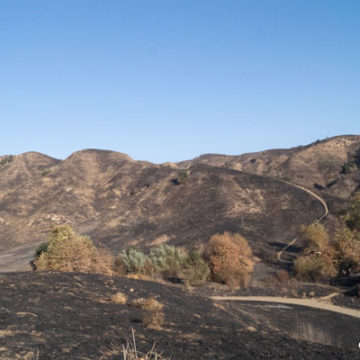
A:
[111,292,128,305]
[134,296,165,328]
[101,329,169,359]
[292,317,340,347]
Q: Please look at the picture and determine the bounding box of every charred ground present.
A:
[0,272,358,360]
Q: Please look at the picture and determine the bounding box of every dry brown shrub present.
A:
[91,245,115,276]
[139,297,164,328]
[110,292,128,305]
[206,232,254,289]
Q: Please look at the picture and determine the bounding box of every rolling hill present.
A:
[0,135,359,272]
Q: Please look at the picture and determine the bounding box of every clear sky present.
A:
[1,1,359,163]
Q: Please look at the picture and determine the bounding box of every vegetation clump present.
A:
[0,155,14,166]
[341,160,356,174]
[206,232,254,289]
[139,296,165,328]
[149,244,186,279]
[294,224,337,281]
[33,225,113,275]
[333,227,360,275]
[41,169,51,177]
[116,248,149,275]
[181,249,210,286]
[344,191,360,232]
[114,244,209,285]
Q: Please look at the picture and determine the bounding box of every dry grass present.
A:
[129,296,165,328]
[292,317,340,347]
[110,292,128,305]
[141,297,165,328]
[101,329,169,360]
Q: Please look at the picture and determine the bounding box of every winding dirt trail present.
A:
[210,295,360,319]
[276,181,329,263]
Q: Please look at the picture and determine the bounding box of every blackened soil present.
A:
[0,272,358,359]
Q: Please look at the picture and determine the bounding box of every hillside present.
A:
[0,149,324,271]
[0,135,359,272]
[179,135,360,202]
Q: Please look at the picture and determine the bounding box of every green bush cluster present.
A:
[115,244,210,286]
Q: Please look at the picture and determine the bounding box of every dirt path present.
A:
[276,181,329,263]
[210,295,360,319]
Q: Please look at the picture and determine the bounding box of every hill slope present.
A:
[0,148,325,271]
[179,135,360,201]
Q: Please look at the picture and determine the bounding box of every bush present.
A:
[34,242,50,259]
[116,248,149,275]
[345,191,360,232]
[33,225,114,274]
[295,224,337,281]
[294,255,337,281]
[206,232,254,289]
[181,250,210,286]
[300,223,330,253]
[140,296,165,328]
[130,297,165,328]
[334,227,360,275]
[149,245,186,279]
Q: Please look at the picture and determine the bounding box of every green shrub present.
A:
[149,245,186,278]
[34,242,50,259]
[181,250,210,286]
[116,248,149,275]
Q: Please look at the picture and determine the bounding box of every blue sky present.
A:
[1,1,359,163]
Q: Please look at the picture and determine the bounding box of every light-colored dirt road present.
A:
[276,181,329,263]
[210,296,360,319]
